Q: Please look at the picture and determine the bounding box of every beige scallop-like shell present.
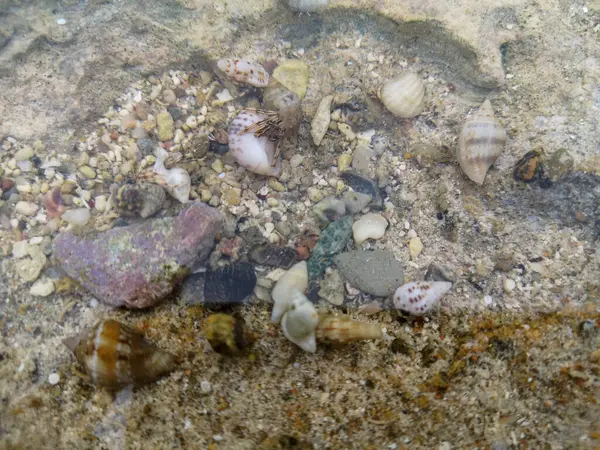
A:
[379,72,425,118]
[457,100,506,185]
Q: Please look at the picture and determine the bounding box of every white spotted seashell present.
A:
[393,281,452,316]
[352,213,388,245]
[228,110,281,177]
[217,59,269,87]
[271,261,308,324]
[457,100,506,185]
[281,291,319,353]
[378,72,425,118]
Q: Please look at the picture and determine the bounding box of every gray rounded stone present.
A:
[334,250,404,297]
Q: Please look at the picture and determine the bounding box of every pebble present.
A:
[289,154,304,168]
[313,196,346,222]
[186,115,199,129]
[307,186,323,203]
[318,269,345,305]
[200,380,212,392]
[352,213,388,245]
[338,123,356,141]
[30,278,55,297]
[310,95,333,146]
[408,236,423,260]
[61,208,91,226]
[95,195,107,212]
[78,165,96,179]
[174,128,185,144]
[15,247,46,282]
[15,201,38,216]
[273,60,310,99]
[352,143,374,173]
[211,159,224,173]
[223,188,242,206]
[334,250,404,297]
[12,241,30,258]
[268,178,286,192]
[503,278,516,293]
[163,89,177,104]
[342,191,371,213]
[156,111,175,141]
[48,373,60,385]
[337,154,353,172]
[14,146,34,161]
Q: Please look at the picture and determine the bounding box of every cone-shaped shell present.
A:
[203,313,256,354]
[379,72,425,118]
[281,291,318,353]
[316,315,382,343]
[393,281,452,316]
[64,320,177,389]
[457,100,506,185]
[271,261,308,324]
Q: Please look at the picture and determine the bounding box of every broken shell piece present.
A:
[316,315,382,344]
[152,147,191,203]
[281,291,319,353]
[271,261,308,324]
[352,213,388,245]
[393,281,452,316]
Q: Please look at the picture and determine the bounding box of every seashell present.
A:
[228,110,281,177]
[271,261,308,323]
[393,281,452,316]
[457,100,506,185]
[43,187,66,218]
[352,213,388,245]
[217,58,269,87]
[281,291,319,353]
[204,313,256,354]
[204,262,257,306]
[513,150,550,186]
[63,319,177,389]
[208,129,230,155]
[378,72,425,118]
[116,183,166,218]
[262,80,302,134]
[287,0,329,12]
[152,147,191,203]
[316,315,382,344]
[249,245,299,269]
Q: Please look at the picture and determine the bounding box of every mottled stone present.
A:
[54,203,223,308]
[334,250,404,297]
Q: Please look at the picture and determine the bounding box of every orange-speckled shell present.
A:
[217,59,269,87]
[64,320,176,388]
[316,315,382,343]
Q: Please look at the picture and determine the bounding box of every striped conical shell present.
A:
[379,72,425,118]
[457,100,506,185]
[316,315,382,343]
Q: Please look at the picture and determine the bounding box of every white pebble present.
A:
[94,195,107,212]
[484,295,493,305]
[56,18,66,25]
[200,380,212,392]
[48,373,60,385]
[503,278,516,293]
[352,213,388,245]
[30,278,55,297]
[12,241,30,258]
[61,208,91,226]
[15,201,39,216]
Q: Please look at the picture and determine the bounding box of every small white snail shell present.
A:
[153,147,191,203]
[281,291,319,353]
[228,111,281,177]
[393,281,452,316]
[378,72,425,118]
[457,100,506,185]
[271,261,308,324]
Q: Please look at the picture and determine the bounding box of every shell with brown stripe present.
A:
[64,320,176,389]
[457,99,506,185]
[315,315,382,344]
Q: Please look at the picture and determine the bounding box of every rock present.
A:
[337,154,353,172]
[204,262,257,306]
[15,246,46,282]
[61,208,91,226]
[268,178,286,192]
[334,250,404,297]
[352,143,374,173]
[12,241,30,258]
[318,269,345,305]
[30,277,55,297]
[15,201,38,216]
[94,195,107,212]
[503,278,516,293]
[273,60,309,99]
[78,165,96,179]
[163,89,177,105]
[339,171,383,209]
[137,138,155,156]
[352,213,388,245]
[314,196,347,223]
[14,146,34,161]
[338,123,356,141]
[223,188,242,206]
[408,236,423,260]
[178,272,205,305]
[156,111,174,141]
[342,191,371,214]
[424,264,453,282]
[289,154,304,168]
[54,202,223,308]
[546,148,574,180]
[307,186,323,203]
[311,95,333,146]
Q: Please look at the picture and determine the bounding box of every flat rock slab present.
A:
[54,202,223,308]
[334,250,404,297]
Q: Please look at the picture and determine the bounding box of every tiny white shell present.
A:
[217,59,269,87]
[228,111,281,177]
[271,261,308,324]
[379,72,425,118]
[153,147,191,203]
[281,291,319,353]
[393,281,452,316]
[457,100,506,185]
[352,213,388,245]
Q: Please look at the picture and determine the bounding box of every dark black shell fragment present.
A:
[204,262,257,306]
[339,170,383,209]
[249,245,298,269]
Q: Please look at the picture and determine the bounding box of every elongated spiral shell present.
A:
[378,72,425,118]
[457,100,506,185]
[63,319,177,389]
[316,315,382,344]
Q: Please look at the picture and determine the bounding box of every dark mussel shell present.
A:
[339,170,383,209]
[204,262,257,306]
[249,245,298,269]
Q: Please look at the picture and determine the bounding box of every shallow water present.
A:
[1,1,599,448]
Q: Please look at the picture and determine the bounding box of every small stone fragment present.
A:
[14,146,34,161]
[334,250,404,297]
[337,154,353,172]
[273,60,309,99]
[339,171,382,209]
[156,111,175,141]
[15,247,46,282]
[30,277,55,297]
[78,165,96,179]
[163,89,177,105]
[223,188,242,206]
[318,269,345,305]
[408,236,423,260]
[268,178,286,192]
[289,154,304,168]
[307,186,323,203]
[338,123,355,141]
[314,196,347,223]
[342,191,371,214]
[352,143,374,174]
[15,201,38,216]
[311,95,333,146]
[61,208,91,226]
[503,278,516,293]
[352,213,388,245]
